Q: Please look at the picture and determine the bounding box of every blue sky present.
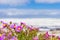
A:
[0,0,60,18]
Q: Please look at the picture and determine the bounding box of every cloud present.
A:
[0,0,29,6]
[41,10,60,15]
[35,0,60,3]
[0,9,60,16]
[0,9,41,16]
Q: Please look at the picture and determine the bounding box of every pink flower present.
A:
[57,36,60,40]
[15,26,23,32]
[33,36,39,40]
[7,32,12,39]
[27,27,33,31]
[10,24,17,29]
[28,26,39,32]
[2,23,7,28]
[44,32,50,39]
[10,36,18,40]
[20,22,26,25]
[20,22,26,27]
[0,33,6,40]
[0,21,7,28]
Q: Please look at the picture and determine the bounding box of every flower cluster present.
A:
[0,21,60,40]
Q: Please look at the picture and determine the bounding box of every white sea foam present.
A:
[0,18,60,28]
[0,18,60,25]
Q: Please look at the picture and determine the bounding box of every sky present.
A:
[0,0,60,18]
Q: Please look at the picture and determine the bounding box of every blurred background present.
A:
[0,0,60,27]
